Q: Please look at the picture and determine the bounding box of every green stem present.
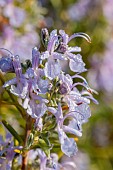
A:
[2,120,23,144]
[21,116,33,170]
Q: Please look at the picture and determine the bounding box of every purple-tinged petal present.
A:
[10,85,21,96]
[85,95,99,105]
[59,82,70,95]
[66,52,77,60]
[57,103,63,119]
[44,59,61,80]
[68,119,82,131]
[71,74,88,85]
[0,57,14,73]
[32,47,40,70]
[38,79,49,94]
[25,68,34,78]
[68,54,86,73]
[27,103,33,116]
[63,125,82,137]
[59,130,77,157]
[41,51,49,60]
[35,103,47,118]
[47,35,58,54]
[69,59,86,73]
[68,46,81,53]
[71,92,90,104]
[48,104,63,119]
[61,137,77,157]
[59,73,73,89]
[74,103,91,121]
[10,79,28,99]
[68,32,91,43]
[63,112,83,125]
[50,29,57,39]
[22,95,30,109]
[37,149,47,170]
[53,52,64,60]
[12,55,22,78]
[3,78,16,87]
[59,30,69,44]
[27,100,40,118]
[57,122,78,157]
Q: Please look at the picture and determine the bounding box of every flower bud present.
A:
[0,56,14,73]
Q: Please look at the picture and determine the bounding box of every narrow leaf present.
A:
[2,120,23,144]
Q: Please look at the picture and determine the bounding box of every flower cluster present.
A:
[0,28,97,169]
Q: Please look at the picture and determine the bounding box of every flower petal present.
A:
[53,52,64,60]
[32,47,40,70]
[69,58,86,73]
[63,125,82,137]
[3,78,16,87]
[35,103,47,118]
[74,103,91,121]
[12,55,22,78]
[0,57,14,73]
[41,51,49,60]
[57,123,78,157]
[59,30,69,44]
[68,46,81,53]
[22,95,30,109]
[38,79,49,94]
[44,59,61,80]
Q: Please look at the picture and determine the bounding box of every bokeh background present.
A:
[0,0,113,169]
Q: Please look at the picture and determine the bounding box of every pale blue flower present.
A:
[59,73,98,113]
[56,29,91,73]
[41,29,91,79]
[3,55,28,99]
[48,104,80,157]
[41,29,61,80]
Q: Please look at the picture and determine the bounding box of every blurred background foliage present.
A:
[0,0,113,169]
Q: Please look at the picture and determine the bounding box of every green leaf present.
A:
[43,148,50,157]
[26,133,34,148]
[38,138,48,147]
[38,138,51,157]
[2,120,23,144]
